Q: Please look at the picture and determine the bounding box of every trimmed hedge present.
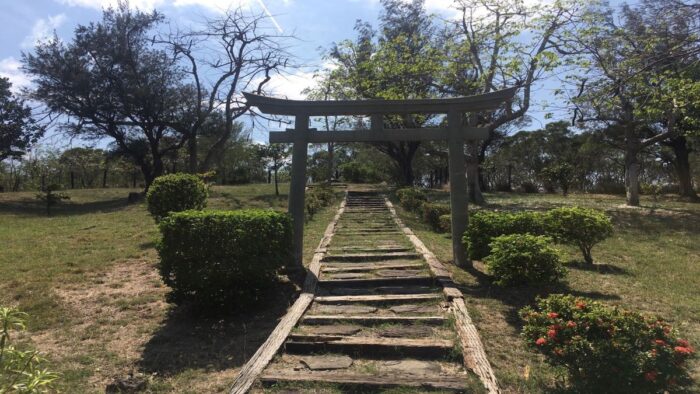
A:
[463,210,546,260]
[544,207,613,264]
[422,203,451,232]
[485,234,565,287]
[396,187,427,212]
[146,173,208,221]
[521,294,694,392]
[157,209,292,309]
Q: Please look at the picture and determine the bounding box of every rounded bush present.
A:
[396,187,427,212]
[544,206,613,264]
[462,210,546,260]
[439,214,451,233]
[485,233,564,287]
[521,294,694,392]
[157,209,292,309]
[146,173,208,221]
[422,203,451,232]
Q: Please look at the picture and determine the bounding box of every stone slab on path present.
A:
[304,324,363,336]
[299,355,353,371]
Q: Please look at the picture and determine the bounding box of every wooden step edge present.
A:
[301,315,446,325]
[322,253,420,262]
[314,293,443,304]
[320,262,425,273]
[284,336,454,359]
[259,371,468,391]
[317,276,434,288]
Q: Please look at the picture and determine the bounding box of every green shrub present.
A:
[462,210,546,260]
[521,294,694,392]
[422,203,451,232]
[485,234,564,287]
[396,187,427,212]
[146,173,208,221]
[305,185,335,220]
[439,214,451,233]
[157,209,292,309]
[519,181,539,193]
[1,307,60,392]
[544,207,613,264]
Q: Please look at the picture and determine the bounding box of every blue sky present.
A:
[0,0,602,147]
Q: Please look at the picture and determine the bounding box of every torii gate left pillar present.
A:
[288,113,309,266]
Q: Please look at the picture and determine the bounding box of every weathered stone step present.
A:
[321,261,424,272]
[322,252,419,262]
[318,276,433,289]
[335,228,398,233]
[301,315,446,325]
[259,370,469,391]
[335,229,403,237]
[331,246,413,253]
[284,334,454,359]
[323,285,437,296]
[314,293,442,304]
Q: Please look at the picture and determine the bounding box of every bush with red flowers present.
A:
[521,294,694,392]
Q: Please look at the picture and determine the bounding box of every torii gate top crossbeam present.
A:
[243,87,516,116]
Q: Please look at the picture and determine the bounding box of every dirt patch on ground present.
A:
[31,259,169,391]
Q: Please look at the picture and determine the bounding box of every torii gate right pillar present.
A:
[447,110,468,266]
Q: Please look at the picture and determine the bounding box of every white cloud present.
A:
[0,57,31,92]
[21,14,67,49]
[264,70,315,99]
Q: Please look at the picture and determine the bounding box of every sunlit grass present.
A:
[395,190,700,393]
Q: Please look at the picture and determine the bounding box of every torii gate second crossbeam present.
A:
[244,88,516,268]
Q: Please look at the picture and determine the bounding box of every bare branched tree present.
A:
[160,8,294,172]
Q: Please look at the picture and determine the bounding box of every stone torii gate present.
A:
[244,88,516,267]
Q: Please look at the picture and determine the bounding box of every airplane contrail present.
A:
[254,0,284,33]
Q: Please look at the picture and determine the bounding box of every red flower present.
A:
[644,370,658,382]
[547,312,559,319]
[566,321,577,328]
[674,346,693,355]
[536,338,547,346]
[654,339,666,346]
[677,339,690,348]
[575,301,586,309]
[547,329,557,339]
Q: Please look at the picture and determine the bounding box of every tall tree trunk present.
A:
[188,135,198,173]
[274,167,279,196]
[667,135,698,200]
[466,143,485,205]
[327,142,334,183]
[102,168,108,188]
[624,140,641,206]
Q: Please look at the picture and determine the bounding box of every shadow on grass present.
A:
[138,280,298,376]
[0,196,132,217]
[250,193,288,207]
[455,262,621,330]
[565,260,631,275]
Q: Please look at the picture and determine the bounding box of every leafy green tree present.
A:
[326,0,443,185]
[35,184,69,216]
[446,0,586,204]
[22,4,191,190]
[258,144,291,196]
[557,0,700,205]
[0,78,44,161]
[545,207,613,265]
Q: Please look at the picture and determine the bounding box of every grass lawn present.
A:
[394,190,700,393]
[0,183,341,393]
